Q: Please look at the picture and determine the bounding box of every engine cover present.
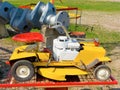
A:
[53,36,80,61]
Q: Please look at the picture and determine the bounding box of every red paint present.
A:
[0,76,117,88]
[94,39,100,46]
[5,61,10,65]
[19,6,31,9]
[57,7,78,11]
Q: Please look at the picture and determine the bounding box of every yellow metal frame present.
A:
[9,42,111,81]
[10,45,50,61]
[38,67,88,81]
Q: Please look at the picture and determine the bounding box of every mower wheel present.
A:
[11,60,35,82]
[94,65,111,81]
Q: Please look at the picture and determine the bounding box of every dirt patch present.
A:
[81,11,120,32]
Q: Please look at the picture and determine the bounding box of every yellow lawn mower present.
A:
[9,26,111,82]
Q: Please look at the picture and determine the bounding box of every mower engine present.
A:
[53,36,80,61]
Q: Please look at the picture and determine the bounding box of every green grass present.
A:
[3,0,120,12]
[61,0,120,12]
[3,0,49,6]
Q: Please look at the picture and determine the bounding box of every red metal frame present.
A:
[57,7,78,11]
[0,76,117,88]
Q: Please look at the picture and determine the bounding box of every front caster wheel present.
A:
[94,65,111,81]
[11,60,35,82]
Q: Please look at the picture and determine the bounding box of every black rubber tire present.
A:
[94,65,111,81]
[11,60,35,82]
